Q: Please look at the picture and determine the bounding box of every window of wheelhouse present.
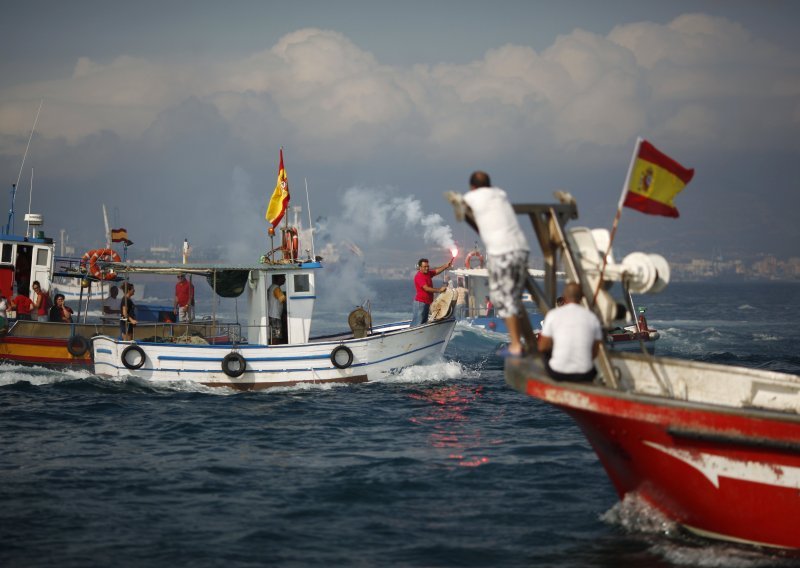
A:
[0,244,12,263]
[35,248,49,267]
[293,274,310,293]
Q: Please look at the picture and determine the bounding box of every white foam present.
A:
[602,493,792,567]
[752,333,779,342]
[0,364,93,386]
[376,359,478,384]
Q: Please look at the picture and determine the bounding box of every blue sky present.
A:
[1,0,799,269]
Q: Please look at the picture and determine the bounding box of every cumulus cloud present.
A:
[2,18,798,156]
[0,17,798,257]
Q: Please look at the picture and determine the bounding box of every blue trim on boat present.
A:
[94,337,447,375]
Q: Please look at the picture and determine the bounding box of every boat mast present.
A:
[102,204,111,248]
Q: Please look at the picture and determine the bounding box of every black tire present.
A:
[66,335,90,357]
[221,352,247,378]
[330,345,354,369]
[121,344,146,370]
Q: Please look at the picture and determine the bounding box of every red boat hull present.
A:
[510,363,800,549]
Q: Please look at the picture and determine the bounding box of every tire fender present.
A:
[221,352,247,378]
[330,345,354,369]
[67,335,90,357]
[121,344,146,370]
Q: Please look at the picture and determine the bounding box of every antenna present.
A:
[26,167,34,236]
[305,178,316,259]
[7,100,43,235]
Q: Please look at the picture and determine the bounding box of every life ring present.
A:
[66,335,90,357]
[121,344,146,370]
[221,352,247,377]
[82,248,121,280]
[282,228,299,261]
[330,345,353,369]
[465,250,485,269]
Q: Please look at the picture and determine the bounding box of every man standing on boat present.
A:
[31,281,50,323]
[102,285,121,322]
[11,286,33,321]
[457,170,537,356]
[120,282,137,341]
[537,282,603,381]
[174,274,195,323]
[411,257,453,326]
[268,274,287,344]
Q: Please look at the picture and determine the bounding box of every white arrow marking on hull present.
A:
[644,441,800,490]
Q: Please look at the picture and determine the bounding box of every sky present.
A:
[1,0,799,274]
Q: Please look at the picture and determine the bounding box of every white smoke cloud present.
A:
[334,187,454,250]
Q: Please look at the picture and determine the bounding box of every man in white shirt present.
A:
[102,285,121,323]
[461,171,537,357]
[538,282,603,381]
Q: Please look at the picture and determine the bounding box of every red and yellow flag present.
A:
[623,139,694,218]
[111,228,132,245]
[266,148,290,228]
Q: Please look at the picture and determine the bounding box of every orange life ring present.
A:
[282,228,299,261]
[465,250,485,269]
[82,248,121,280]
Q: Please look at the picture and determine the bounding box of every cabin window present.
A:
[35,248,49,267]
[293,274,310,293]
[1,244,11,263]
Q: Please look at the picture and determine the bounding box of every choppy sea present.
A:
[2,279,800,567]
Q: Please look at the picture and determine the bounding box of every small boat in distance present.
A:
[450,263,660,354]
[499,198,800,550]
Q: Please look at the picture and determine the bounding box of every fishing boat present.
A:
[91,221,457,390]
[0,204,163,369]
[450,261,659,354]
[497,198,800,549]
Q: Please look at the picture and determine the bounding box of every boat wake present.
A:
[0,363,94,387]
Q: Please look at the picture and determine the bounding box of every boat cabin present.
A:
[245,263,320,346]
[0,232,54,299]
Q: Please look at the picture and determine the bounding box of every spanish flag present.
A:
[266,148,290,228]
[622,139,694,218]
[111,228,132,245]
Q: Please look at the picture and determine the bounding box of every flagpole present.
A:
[591,137,643,307]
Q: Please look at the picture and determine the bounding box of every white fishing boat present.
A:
[92,151,456,389]
[92,254,456,390]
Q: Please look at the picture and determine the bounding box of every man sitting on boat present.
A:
[49,294,74,323]
[537,283,603,382]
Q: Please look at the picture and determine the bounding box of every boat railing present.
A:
[5,319,245,346]
[132,321,244,345]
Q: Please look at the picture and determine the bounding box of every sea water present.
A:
[1,280,799,567]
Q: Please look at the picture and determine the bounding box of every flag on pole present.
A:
[266,148,290,228]
[111,228,133,245]
[622,139,694,218]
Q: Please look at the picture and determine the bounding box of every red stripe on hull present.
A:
[526,380,800,549]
